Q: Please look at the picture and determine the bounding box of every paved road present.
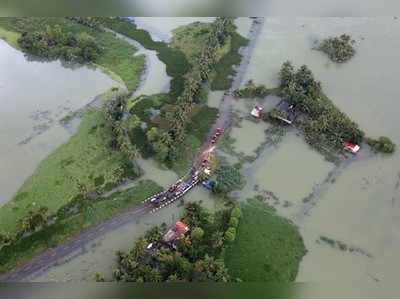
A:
[0,17,265,282]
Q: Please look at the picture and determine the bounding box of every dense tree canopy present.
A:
[18,24,102,63]
[278,61,364,156]
[111,202,240,282]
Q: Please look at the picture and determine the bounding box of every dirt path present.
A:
[0,17,265,282]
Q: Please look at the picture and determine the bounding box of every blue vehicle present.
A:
[202,179,216,190]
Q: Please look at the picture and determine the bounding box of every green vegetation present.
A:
[213,164,245,195]
[234,80,279,98]
[0,180,162,273]
[211,32,248,90]
[158,18,235,164]
[172,21,220,62]
[95,17,190,98]
[316,34,356,63]
[224,198,306,282]
[111,202,238,282]
[169,106,219,175]
[0,108,138,234]
[0,17,145,91]
[18,25,102,63]
[0,26,20,48]
[171,20,247,91]
[366,136,396,154]
[278,61,364,159]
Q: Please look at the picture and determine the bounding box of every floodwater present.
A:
[8,17,400,290]
[0,39,119,206]
[107,29,171,97]
[31,160,218,282]
[238,17,400,288]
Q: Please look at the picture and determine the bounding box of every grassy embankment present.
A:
[0,108,137,234]
[224,198,306,282]
[0,17,145,91]
[0,180,162,274]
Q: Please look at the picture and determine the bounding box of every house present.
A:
[273,100,299,124]
[343,141,360,154]
[162,220,190,248]
[251,105,263,118]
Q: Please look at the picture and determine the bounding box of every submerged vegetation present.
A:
[224,198,306,282]
[111,202,238,282]
[316,34,356,63]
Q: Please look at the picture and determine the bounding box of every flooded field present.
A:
[3,17,399,289]
[0,39,119,206]
[240,17,400,285]
[31,159,218,282]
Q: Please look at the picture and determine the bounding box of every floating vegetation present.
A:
[316,34,356,63]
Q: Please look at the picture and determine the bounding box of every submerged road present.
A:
[0,17,265,282]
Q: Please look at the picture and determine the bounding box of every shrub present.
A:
[191,227,205,240]
[231,207,242,219]
[317,34,356,63]
[234,80,272,98]
[366,136,396,154]
[228,217,239,228]
[224,227,236,243]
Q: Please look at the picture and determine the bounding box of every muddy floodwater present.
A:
[30,159,219,282]
[7,17,400,291]
[240,17,400,287]
[0,39,119,206]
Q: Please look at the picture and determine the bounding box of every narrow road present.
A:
[0,17,265,282]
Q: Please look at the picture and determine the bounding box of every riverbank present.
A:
[95,17,190,98]
[0,100,138,235]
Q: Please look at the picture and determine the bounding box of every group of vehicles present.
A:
[149,127,224,208]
